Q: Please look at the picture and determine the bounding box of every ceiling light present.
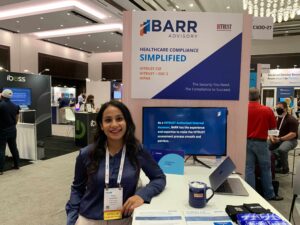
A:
[31,23,123,38]
[0,66,8,72]
[244,0,300,23]
[16,20,19,23]
[16,30,20,33]
[175,5,180,9]
[67,12,71,16]
[60,24,64,27]
[67,36,70,39]
[88,34,91,37]
[103,40,106,43]
[65,43,68,45]
[97,46,99,48]
[226,6,230,9]
[0,0,107,20]
[37,27,40,30]
[189,3,194,7]
[85,21,89,24]
[40,16,44,19]
[86,78,91,82]
[38,68,50,75]
[83,42,86,45]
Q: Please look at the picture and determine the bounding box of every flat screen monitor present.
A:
[143,107,227,156]
[4,87,32,106]
[113,91,121,99]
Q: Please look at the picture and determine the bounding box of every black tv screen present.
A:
[4,87,32,106]
[143,107,227,156]
[102,62,122,81]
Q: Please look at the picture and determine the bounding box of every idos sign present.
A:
[7,75,26,82]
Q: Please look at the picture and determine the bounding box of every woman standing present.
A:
[66,101,166,225]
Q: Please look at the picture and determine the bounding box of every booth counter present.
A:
[6,110,44,161]
[6,123,38,160]
[75,112,98,147]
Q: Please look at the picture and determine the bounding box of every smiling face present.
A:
[100,105,127,145]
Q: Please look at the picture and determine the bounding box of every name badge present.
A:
[268,129,279,136]
[103,187,123,220]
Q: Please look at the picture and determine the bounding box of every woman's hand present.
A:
[122,195,144,216]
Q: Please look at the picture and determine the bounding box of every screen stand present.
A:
[192,156,211,169]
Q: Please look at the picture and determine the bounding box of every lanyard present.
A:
[277,115,286,131]
[105,145,126,188]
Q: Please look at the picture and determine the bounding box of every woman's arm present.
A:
[122,148,166,216]
[135,148,166,203]
[66,150,88,225]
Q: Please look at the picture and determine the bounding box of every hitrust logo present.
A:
[140,19,198,38]
[217,24,232,31]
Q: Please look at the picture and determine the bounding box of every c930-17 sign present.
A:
[253,25,273,30]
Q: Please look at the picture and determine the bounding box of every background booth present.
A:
[51,86,76,124]
[1,71,51,160]
[261,68,300,112]
[75,112,98,147]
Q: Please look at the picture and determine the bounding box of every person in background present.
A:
[59,93,70,109]
[269,101,298,174]
[66,100,166,225]
[69,93,76,108]
[78,93,86,106]
[296,96,300,118]
[284,97,293,115]
[0,89,21,175]
[246,88,283,201]
[84,94,95,112]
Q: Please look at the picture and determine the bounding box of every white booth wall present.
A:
[86,80,111,109]
[122,12,252,174]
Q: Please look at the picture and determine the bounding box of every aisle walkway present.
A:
[0,152,77,225]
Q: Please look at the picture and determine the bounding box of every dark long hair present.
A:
[87,100,140,176]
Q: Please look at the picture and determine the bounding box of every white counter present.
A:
[6,123,37,160]
[133,165,290,224]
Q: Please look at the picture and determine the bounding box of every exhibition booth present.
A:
[0,71,51,160]
[118,11,292,224]
[261,68,300,110]
[0,8,296,224]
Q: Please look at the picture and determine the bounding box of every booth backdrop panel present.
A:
[122,12,252,174]
[131,12,243,100]
[86,80,111,109]
[0,71,51,139]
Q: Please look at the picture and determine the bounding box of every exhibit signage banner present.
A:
[261,68,300,87]
[252,17,273,40]
[131,11,243,100]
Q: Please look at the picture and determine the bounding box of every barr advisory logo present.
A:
[7,75,26,82]
[216,24,232,31]
[139,19,197,36]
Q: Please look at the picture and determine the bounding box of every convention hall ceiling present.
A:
[0,0,299,53]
